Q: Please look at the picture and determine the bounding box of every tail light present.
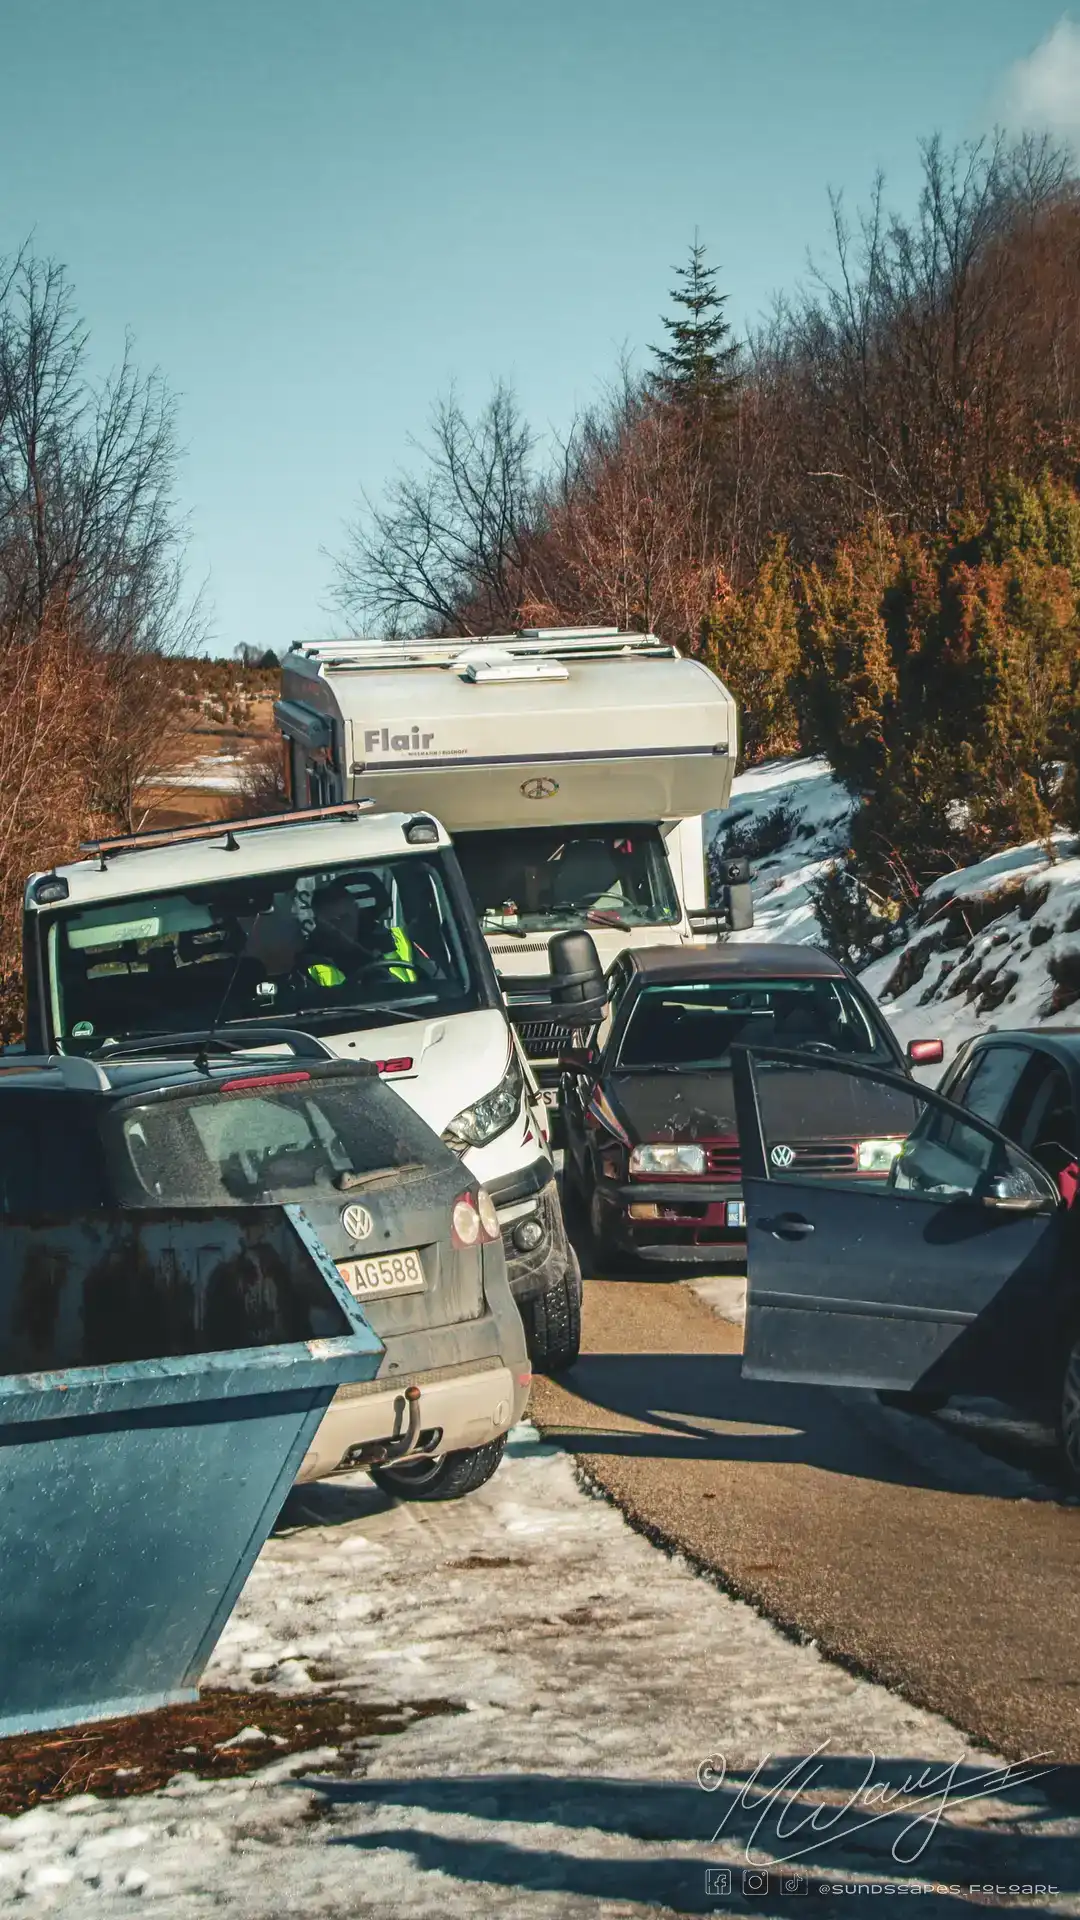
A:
[451,1189,501,1248]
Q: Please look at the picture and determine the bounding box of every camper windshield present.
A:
[45,854,486,1055]
[455,825,680,932]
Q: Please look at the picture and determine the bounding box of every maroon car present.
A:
[560,943,943,1267]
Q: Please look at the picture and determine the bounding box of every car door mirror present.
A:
[548,930,607,1017]
[907,1038,944,1066]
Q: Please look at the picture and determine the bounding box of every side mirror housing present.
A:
[907,1038,944,1066]
[548,930,606,1016]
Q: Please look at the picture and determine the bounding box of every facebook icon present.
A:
[705,1868,733,1896]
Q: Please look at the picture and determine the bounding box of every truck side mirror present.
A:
[548,930,606,1014]
[721,855,755,933]
[559,1046,597,1072]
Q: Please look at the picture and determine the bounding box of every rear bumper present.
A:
[298,1359,528,1483]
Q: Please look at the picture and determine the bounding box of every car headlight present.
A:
[857,1137,904,1172]
[443,1052,524,1150]
[629,1143,707,1176]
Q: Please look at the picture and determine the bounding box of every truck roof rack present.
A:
[290,630,679,671]
[79,801,375,866]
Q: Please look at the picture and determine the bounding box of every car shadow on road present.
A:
[543,1352,987,1492]
[291,1759,1077,1913]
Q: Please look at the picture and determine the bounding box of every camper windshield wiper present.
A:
[480,917,532,938]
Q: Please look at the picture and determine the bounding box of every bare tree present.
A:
[332,382,538,636]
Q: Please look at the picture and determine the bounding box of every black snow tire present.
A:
[370,1434,508,1503]
[520,1250,583,1375]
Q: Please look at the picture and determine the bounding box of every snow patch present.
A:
[709,756,856,947]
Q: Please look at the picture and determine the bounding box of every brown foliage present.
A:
[0,625,106,1032]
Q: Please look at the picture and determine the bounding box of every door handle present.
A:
[762,1214,815,1240]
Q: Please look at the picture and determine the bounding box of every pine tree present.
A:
[651,239,739,419]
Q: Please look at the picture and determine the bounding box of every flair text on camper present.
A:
[364,727,436,753]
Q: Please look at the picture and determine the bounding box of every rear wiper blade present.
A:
[335,1161,427,1192]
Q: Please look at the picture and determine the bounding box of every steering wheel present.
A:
[796,1040,837,1055]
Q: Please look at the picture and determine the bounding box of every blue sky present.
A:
[1,0,1074,654]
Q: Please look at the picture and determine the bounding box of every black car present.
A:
[560,943,943,1267]
[0,1039,529,1500]
[733,1030,1080,1482]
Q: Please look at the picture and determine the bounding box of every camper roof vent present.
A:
[453,645,569,685]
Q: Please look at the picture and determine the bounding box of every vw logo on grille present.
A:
[341,1203,374,1241]
[770,1144,796,1169]
[520,777,559,800]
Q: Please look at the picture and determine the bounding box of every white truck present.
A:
[275,627,752,1116]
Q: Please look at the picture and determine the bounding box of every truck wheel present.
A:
[1058,1333,1080,1488]
[370,1434,507,1502]
[520,1249,582,1374]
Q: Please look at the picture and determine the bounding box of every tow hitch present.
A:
[342,1385,432,1469]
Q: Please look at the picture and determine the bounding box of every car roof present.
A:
[27,810,452,912]
[625,942,845,983]
[0,1053,367,1099]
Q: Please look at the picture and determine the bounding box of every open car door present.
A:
[731,1045,1064,1398]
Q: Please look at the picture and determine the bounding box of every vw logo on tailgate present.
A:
[770,1144,796,1169]
[341,1203,374,1241]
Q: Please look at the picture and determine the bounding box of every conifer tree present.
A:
[651,239,739,421]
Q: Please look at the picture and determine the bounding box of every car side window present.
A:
[1006,1063,1078,1186]
[0,1096,107,1214]
[953,1045,1033,1129]
[0,1099,43,1213]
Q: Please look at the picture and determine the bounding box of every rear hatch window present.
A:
[102,1072,440,1207]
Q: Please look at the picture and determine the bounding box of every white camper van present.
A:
[276,628,752,1111]
[21,805,584,1371]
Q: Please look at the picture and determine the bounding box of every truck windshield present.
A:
[616,978,889,1070]
[455,825,680,932]
[45,854,485,1055]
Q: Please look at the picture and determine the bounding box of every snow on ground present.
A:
[860,834,1080,1070]
[2,1426,1074,1919]
[710,755,1080,1076]
[708,758,855,948]
[139,754,249,793]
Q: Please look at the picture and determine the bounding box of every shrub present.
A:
[808,856,904,970]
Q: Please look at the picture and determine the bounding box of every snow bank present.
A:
[861,834,1080,1070]
[708,757,855,947]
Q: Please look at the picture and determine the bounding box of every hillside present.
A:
[713,756,1080,1073]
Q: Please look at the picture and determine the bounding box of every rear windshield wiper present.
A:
[335,1161,427,1192]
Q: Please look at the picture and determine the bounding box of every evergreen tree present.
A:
[651,239,739,419]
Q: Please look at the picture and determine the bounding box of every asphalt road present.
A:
[531,1261,1080,1769]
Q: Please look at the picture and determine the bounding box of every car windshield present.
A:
[46,853,484,1055]
[103,1073,439,1207]
[454,824,680,932]
[615,977,889,1070]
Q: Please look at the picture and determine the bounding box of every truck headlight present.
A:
[857,1137,904,1172]
[629,1143,707,1176]
[443,1053,524,1150]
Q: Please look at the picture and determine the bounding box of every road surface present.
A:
[532,1263,1080,1770]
